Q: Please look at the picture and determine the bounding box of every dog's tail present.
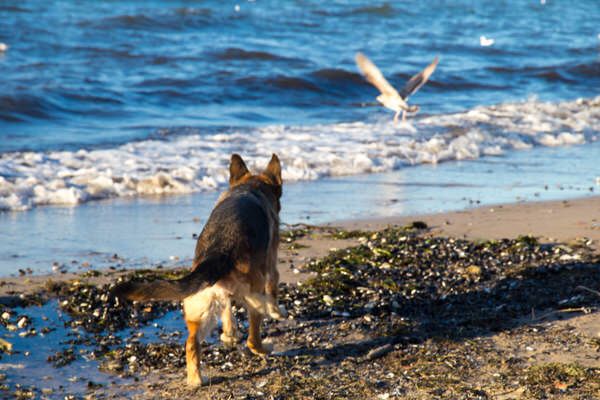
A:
[113,254,233,302]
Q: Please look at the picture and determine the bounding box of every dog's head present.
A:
[228,153,283,212]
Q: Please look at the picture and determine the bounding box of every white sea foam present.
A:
[1,96,599,211]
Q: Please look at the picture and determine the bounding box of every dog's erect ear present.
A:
[229,154,250,185]
[264,154,282,186]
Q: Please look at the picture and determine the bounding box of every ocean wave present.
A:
[310,68,364,84]
[314,3,396,17]
[81,8,214,31]
[211,47,298,62]
[1,96,598,212]
[489,61,600,81]
[348,3,396,16]
[0,94,65,122]
[0,90,127,123]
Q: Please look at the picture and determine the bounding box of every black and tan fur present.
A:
[114,153,286,386]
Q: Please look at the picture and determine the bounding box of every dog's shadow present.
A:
[272,261,600,365]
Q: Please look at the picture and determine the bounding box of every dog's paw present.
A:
[267,303,288,320]
[220,332,238,348]
[186,373,207,387]
[247,339,273,356]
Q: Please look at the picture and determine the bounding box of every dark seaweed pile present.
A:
[281,228,599,337]
[49,270,186,334]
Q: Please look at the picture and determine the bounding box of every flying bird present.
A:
[355,53,439,124]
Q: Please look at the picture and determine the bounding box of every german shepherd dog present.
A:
[115,154,286,386]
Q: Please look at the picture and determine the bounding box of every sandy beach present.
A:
[337,196,600,250]
[1,196,598,399]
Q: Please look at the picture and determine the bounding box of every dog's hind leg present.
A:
[246,308,272,355]
[185,320,204,387]
[219,297,238,347]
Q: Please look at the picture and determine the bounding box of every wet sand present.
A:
[1,196,599,399]
[337,196,600,247]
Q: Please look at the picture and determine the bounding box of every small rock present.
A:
[322,295,334,306]
[466,265,481,276]
[256,380,267,388]
[0,338,12,352]
[17,316,29,329]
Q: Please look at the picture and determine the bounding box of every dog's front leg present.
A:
[265,250,287,319]
[185,320,204,386]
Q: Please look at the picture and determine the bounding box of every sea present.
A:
[0,0,599,274]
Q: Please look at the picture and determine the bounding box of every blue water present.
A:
[0,1,599,272]
[1,0,599,152]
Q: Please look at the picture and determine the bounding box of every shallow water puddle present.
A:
[0,300,190,397]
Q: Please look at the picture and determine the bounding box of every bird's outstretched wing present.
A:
[399,56,439,100]
[355,53,399,97]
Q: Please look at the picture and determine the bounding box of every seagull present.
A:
[479,36,494,47]
[355,53,439,123]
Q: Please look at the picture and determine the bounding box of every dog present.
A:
[114,153,286,386]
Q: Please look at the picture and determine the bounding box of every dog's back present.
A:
[114,154,281,303]
[191,186,274,273]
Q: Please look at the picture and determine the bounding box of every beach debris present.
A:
[355,52,439,123]
[465,265,482,276]
[52,262,67,273]
[409,220,428,230]
[479,36,495,46]
[16,316,30,329]
[322,294,334,306]
[526,363,591,398]
[100,342,185,374]
[0,338,12,353]
[576,285,600,298]
[47,348,77,367]
[364,343,393,361]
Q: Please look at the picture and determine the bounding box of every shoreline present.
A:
[335,196,600,247]
[2,140,599,276]
[0,196,599,398]
[2,195,598,296]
